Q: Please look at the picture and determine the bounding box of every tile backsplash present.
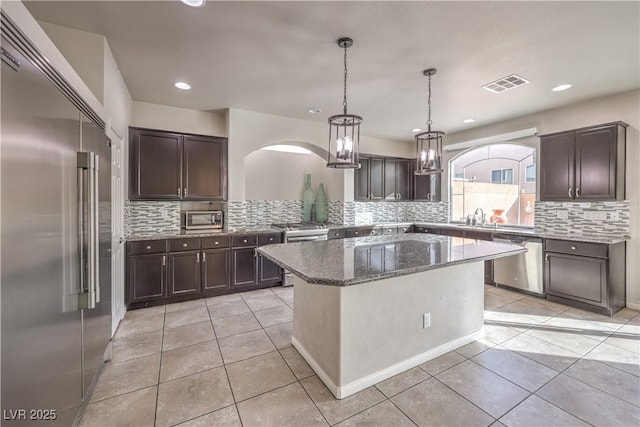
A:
[125,199,630,238]
[535,200,630,237]
[124,200,181,236]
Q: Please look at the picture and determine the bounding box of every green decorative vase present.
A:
[315,184,328,224]
[302,174,315,223]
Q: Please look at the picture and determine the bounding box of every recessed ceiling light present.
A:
[181,0,206,7]
[174,81,191,90]
[412,128,422,133]
[552,84,572,92]
[463,118,476,123]
[308,108,321,114]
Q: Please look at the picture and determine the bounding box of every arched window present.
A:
[450,144,536,226]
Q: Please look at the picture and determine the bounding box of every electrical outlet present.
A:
[423,313,431,329]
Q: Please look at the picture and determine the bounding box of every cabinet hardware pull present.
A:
[196,253,200,262]
[576,187,581,198]
[398,192,402,199]
[146,245,151,249]
[269,238,273,241]
[178,188,181,197]
[427,193,431,201]
[571,246,576,250]
[203,253,206,262]
[568,188,573,198]
[335,232,339,236]
[243,239,248,243]
[183,243,187,247]
[162,255,166,266]
[214,241,219,245]
[545,254,549,263]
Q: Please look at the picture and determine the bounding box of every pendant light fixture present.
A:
[415,68,444,175]
[327,37,362,169]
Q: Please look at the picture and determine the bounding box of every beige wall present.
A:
[445,89,640,308]
[130,102,227,137]
[245,149,345,201]
[228,108,413,201]
[39,21,105,104]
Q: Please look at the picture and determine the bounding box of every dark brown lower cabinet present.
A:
[127,253,166,305]
[202,248,230,291]
[258,254,281,285]
[231,247,258,289]
[168,251,201,297]
[545,239,625,316]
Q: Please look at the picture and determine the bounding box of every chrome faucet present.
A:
[474,208,486,225]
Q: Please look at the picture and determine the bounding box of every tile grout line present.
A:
[153,306,167,427]
[204,301,243,427]
[431,376,498,424]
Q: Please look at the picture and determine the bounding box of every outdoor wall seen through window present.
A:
[450,144,536,226]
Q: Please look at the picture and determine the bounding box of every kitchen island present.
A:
[257,234,525,398]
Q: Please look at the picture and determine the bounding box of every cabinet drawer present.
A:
[232,235,258,247]
[328,229,346,239]
[258,233,282,246]
[413,226,440,234]
[346,228,369,238]
[128,240,167,255]
[440,228,464,238]
[201,235,230,249]
[545,239,607,258]
[169,238,201,252]
[368,228,381,236]
[381,227,396,236]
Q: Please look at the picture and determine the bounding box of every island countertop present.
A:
[257,234,526,286]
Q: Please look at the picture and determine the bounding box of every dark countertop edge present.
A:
[126,222,629,244]
[127,228,278,241]
[256,245,527,287]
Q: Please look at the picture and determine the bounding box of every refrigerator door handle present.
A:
[77,162,86,309]
[78,152,99,309]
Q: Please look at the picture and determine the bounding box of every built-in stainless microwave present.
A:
[185,211,223,230]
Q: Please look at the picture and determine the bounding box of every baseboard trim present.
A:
[626,302,640,311]
[293,327,484,399]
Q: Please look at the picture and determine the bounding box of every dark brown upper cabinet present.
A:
[129,127,228,201]
[129,128,182,199]
[539,122,626,201]
[356,156,412,201]
[414,173,441,202]
[384,159,412,201]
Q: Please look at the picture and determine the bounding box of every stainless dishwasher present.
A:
[492,234,544,296]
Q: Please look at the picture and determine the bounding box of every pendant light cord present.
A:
[343,44,348,115]
[426,73,432,132]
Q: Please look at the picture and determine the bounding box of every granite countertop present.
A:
[127,227,278,241]
[257,233,526,287]
[411,222,630,244]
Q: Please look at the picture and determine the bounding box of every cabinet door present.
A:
[413,174,440,201]
[183,135,227,200]
[168,251,201,296]
[540,132,575,201]
[575,126,617,200]
[545,253,606,307]
[202,249,230,291]
[396,160,412,201]
[384,159,398,200]
[129,128,182,200]
[370,158,385,200]
[231,247,257,289]
[127,253,166,303]
[354,158,370,201]
[258,255,281,285]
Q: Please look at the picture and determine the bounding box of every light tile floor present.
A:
[81,285,640,427]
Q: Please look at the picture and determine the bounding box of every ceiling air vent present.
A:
[482,74,530,93]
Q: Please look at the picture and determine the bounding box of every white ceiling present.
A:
[24,1,640,142]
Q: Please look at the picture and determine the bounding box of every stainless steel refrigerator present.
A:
[1,13,112,426]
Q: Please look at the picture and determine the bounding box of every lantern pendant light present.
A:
[415,68,444,175]
[327,37,362,169]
